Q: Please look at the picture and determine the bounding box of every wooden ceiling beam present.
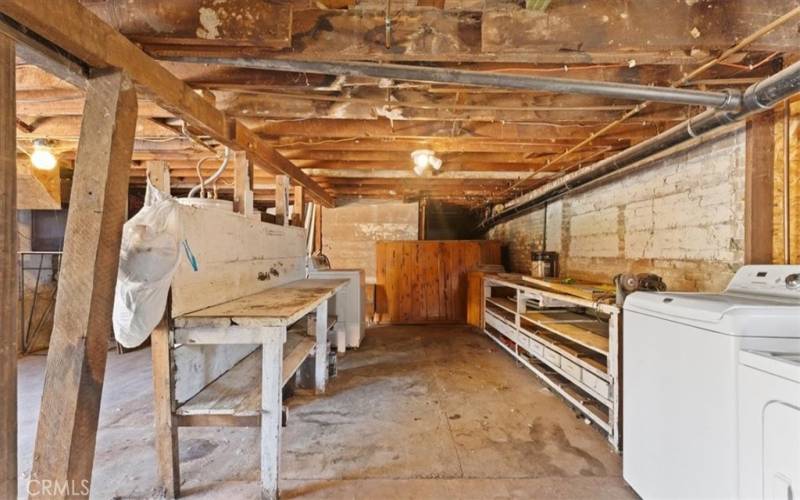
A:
[17,115,179,139]
[290,156,615,172]
[272,137,631,152]
[181,57,737,109]
[304,169,553,180]
[14,86,694,123]
[213,90,692,123]
[135,5,799,64]
[16,89,172,117]
[83,0,292,49]
[249,118,661,142]
[0,0,334,206]
[278,149,612,162]
[484,1,800,56]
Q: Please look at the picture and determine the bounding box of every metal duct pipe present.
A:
[483,60,800,228]
[164,56,743,110]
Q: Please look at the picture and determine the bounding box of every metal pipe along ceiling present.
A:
[483,60,800,228]
[163,56,743,110]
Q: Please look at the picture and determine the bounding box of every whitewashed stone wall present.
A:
[487,129,746,292]
[322,199,418,284]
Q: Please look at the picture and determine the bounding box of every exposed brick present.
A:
[485,129,746,292]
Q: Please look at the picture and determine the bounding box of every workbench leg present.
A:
[314,301,328,394]
[261,329,284,500]
[151,318,180,498]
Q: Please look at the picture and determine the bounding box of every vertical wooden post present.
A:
[314,301,328,394]
[29,70,137,498]
[274,175,289,226]
[0,34,17,500]
[745,111,775,264]
[151,316,179,498]
[145,160,170,194]
[418,197,427,240]
[313,203,322,253]
[261,328,284,500]
[292,185,304,226]
[233,151,253,216]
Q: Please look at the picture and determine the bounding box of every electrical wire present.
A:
[188,147,231,198]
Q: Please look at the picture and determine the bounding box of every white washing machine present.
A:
[623,265,800,499]
[738,350,800,500]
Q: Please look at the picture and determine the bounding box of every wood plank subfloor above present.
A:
[16,325,635,499]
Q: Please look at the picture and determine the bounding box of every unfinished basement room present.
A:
[2,1,800,499]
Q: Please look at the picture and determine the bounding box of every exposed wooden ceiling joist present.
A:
[0,0,334,206]
[248,118,664,143]
[9,0,800,206]
[104,3,800,64]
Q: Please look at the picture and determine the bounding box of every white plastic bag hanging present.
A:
[112,179,182,348]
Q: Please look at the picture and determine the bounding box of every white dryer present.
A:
[738,350,800,500]
[622,265,800,499]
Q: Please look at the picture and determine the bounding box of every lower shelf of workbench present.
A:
[484,324,613,440]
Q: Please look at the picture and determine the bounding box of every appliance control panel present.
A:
[726,265,800,300]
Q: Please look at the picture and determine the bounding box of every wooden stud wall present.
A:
[375,240,501,324]
[773,98,800,264]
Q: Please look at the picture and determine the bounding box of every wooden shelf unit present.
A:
[482,274,621,450]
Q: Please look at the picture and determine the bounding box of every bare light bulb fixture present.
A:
[30,139,57,171]
[410,149,441,175]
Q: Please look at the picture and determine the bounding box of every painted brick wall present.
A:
[485,208,545,273]
[486,129,746,292]
[322,199,419,284]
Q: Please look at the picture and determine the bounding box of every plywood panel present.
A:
[375,240,501,324]
[171,204,306,317]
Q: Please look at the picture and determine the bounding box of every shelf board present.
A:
[486,274,620,315]
[521,276,615,302]
[288,315,338,335]
[176,331,316,417]
[522,311,609,355]
[485,308,516,328]
[518,325,609,380]
[485,329,611,434]
[485,296,518,315]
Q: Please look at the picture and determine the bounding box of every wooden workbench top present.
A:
[175,278,348,328]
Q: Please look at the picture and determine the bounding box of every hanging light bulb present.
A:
[411,149,432,169]
[413,162,427,176]
[429,156,443,171]
[30,139,57,171]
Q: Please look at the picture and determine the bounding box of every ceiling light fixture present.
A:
[30,139,58,171]
[411,149,442,176]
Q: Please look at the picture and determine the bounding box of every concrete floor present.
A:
[16,325,635,499]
